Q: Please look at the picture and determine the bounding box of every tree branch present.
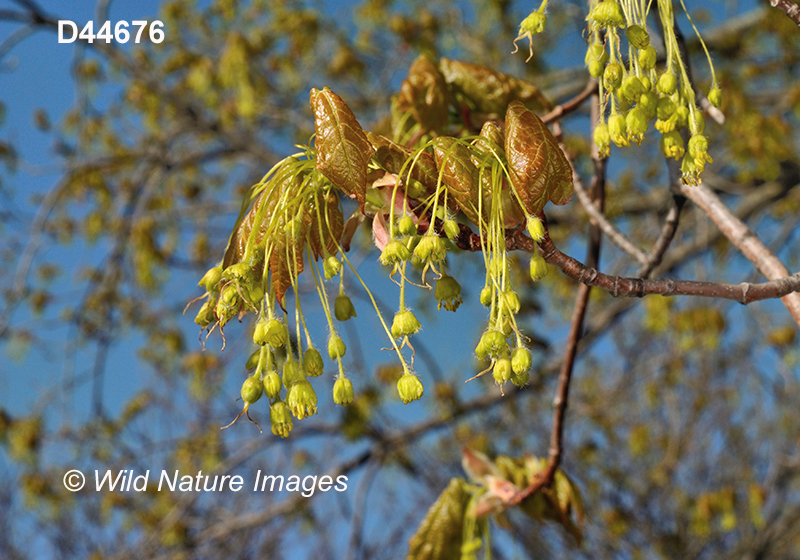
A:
[541,79,597,124]
[680,181,800,327]
[770,0,800,26]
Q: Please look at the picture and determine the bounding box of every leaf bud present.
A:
[270,401,293,438]
[262,370,282,399]
[323,256,342,279]
[397,373,424,404]
[391,309,422,338]
[334,294,357,321]
[286,379,317,419]
[333,376,354,406]
[241,376,262,404]
[379,239,411,266]
[328,334,347,360]
[638,46,657,71]
[625,24,650,50]
[303,347,324,377]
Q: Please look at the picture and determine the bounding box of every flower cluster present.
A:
[192,87,571,437]
[585,0,719,184]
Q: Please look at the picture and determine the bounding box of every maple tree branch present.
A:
[679,182,800,327]
[636,193,687,278]
[770,0,800,26]
[541,79,597,124]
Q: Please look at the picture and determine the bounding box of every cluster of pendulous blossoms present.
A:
[584,0,719,184]
[191,86,573,437]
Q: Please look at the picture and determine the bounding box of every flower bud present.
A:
[518,10,546,36]
[603,62,623,89]
[492,358,512,384]
[529,252,548,280]
[379,239,411,266]
[480,286,493,307]
[303,347,324,377]
[391,310,422,338]
[282,360,303,388]
[334,294,357,321]
[657,73,677,96]
[194,301,214,328]
[221,284,239,306]
[328,334,346,360]
[638,46,657,71]
[690,111,705,136]
[241,376,262,404]
[198,266,223,290]
[503,291,521,315]
[253,320,269,346]
[626,107,648,145]
[286,379,317,419]
[223,262,251,281]
[323,256,342,279]
[333,377,354,406]
[443,219,460,241]
[608,113,629,147]
[397,373,424,404]
[270,401,293,438]
[413,235,446,263]
[620,75,645,104]
[593,122,611,158]
[262,370,282,399]
[261,319,287,348]
[511,347,532,376]
[248,285,264,305]
[625,24,650,50]
[638,91,658,120]
[511,370,530,387]
[434,275,462,312]
[398,214,417,236]
[708,86,722,108]
[681,152,701,186]
[640,75,652,92]
[656,97,676,121]
[526,216,545,242]
[588,59,606,79]
[688,134,713,171]
[675,105,689,128]
[245,349,260,370]
[585,43,608,65]
[476,330,509,359]
[589,0,626,29]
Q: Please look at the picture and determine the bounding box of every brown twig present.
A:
[541,79,597,124]
[636,195,686,278]
[770,0,800,26]
[679,181,800,327]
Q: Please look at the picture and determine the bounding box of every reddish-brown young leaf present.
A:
[269,208,307,308]
[367,132,439,197]
[432,137,483,225]
[222,184,281,269]
[310,87,375,210]
[397,54,450,133]
[439,58,551,115]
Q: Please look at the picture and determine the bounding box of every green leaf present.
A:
[407,478,471,560]
[310,87,374,210]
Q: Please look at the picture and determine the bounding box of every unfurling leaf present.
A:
[222,182,281,269]
[310,86,375,210]
[505,101,573,216]
[407,478,471,560]
[432,137,482,224]
[367,132,439,196]
[439,58,551,115]
[397,54,450,133]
